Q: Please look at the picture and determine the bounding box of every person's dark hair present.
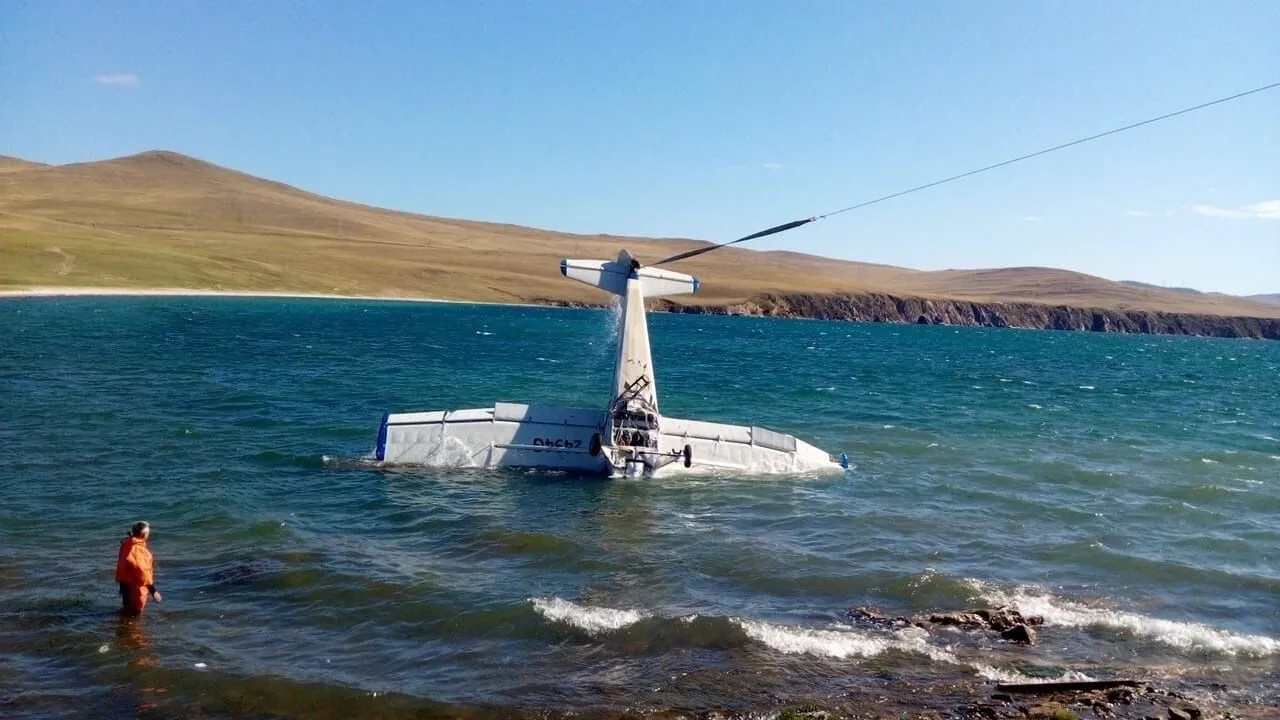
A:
[130,521,150,538]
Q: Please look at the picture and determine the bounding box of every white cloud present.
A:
[762,162,783,171]
[1020,215,1042,222]
[1191,199,1280,220]
[1191,204,1242,218]
[1249,200,1280,218]
[1124,210,1150,217]
[94,73,140,87]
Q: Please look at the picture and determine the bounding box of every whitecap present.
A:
[535,357,560,363]
[734,620,957,664]
[1079,385,1095,390]
[738,619,1056,681]
[1028,404,1042,410]
[966,581,1279,657]
[476,331,494,336]
[529,597,647,636]
[1201,458,1218,464]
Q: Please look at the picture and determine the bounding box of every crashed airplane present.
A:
[373,249,845,477]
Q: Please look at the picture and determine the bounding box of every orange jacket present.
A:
[115,536,155,587]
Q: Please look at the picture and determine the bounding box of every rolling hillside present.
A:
[2,150,1277,321]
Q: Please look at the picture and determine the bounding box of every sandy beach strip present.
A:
[0,286,554,309]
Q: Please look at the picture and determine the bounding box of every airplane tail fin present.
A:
[560,251,700,298]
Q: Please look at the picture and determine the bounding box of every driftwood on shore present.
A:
[996,679,1141,694]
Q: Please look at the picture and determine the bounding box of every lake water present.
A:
[1,297,1277,718]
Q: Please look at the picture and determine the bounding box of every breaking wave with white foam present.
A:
[529,597,1053,681]
[966,581,1279,657]
[529,597,648,636]
[734,619,1073,683]
[735,620,955,663]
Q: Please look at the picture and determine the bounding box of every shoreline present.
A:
[0,286,547,309]
[6,285,1280,341]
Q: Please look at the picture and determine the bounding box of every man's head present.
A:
[130,521,151,540]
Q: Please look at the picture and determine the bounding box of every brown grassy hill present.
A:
[1,150,1277,319]
[0,156,48,173]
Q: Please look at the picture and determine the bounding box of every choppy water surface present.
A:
[1,297,1277,718]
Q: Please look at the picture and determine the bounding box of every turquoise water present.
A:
[1,297,1277,718]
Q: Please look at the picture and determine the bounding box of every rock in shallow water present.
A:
[1000,623,1038,645]
[928,612,988,629]
[849,604,1043,644]
[846,605,915,629]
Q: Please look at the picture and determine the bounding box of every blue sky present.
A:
[2,1,1277,294]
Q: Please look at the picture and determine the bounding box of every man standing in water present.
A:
[115,521,162,614]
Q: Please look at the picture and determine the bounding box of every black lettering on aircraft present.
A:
[530,438,582,449]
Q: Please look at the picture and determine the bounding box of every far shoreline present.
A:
[0,286,553,310]
[6,285,1279,341]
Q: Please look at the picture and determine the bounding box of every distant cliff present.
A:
[536,292,1280,340]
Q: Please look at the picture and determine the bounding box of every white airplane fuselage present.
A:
[375,250,841,477]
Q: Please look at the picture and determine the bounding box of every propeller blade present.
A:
[652,217,815,267]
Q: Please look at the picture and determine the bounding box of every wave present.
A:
[966,580,1279,657]
[526,597,1053,681]
[529,597,648,636]
[733,619,1085,683]
[734,619,954,663]
[530,597,957,661]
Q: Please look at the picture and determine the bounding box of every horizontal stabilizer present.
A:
[561,250,700,298]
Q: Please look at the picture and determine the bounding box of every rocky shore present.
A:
[535,293,1280,340]
[684,676,1277,720]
